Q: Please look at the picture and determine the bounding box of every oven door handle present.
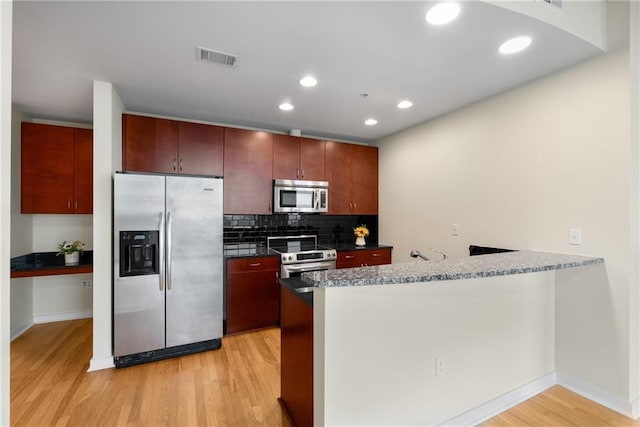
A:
[284,262,334,272]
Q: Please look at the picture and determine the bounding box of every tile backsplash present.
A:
[224,214,378,247]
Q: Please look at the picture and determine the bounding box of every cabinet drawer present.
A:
[227,256,280,273]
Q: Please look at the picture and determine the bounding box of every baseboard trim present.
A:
[88,356,115,372]
[437,372,556,426]
[10,321,34,341]
[33,311,92,324]
[557,372,638,419]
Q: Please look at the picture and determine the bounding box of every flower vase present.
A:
[355,236,366,247]
[65,251,80,266]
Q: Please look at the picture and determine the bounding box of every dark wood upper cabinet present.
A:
[123,114,177,173]
[325,141,378,215]
[351,143,378,215]
[299,138,325,181]
[178,121,223,176]
[21,122,93,214]
[72,128,93,214]
[325,141,354,214]
[273,135,325,181]
[123,114,223,176]
[224,128,273,214]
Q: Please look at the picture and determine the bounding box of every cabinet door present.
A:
[122,114,178,173]
[299,138,325,181]
[73,128,93,214]
[337,248,392,268]
[226,257,280,334]
[21,123,74,213]
[351,144,378,215]
[325,141,353,214]
[336,250,364,269]
[178,121,223,176]
[273,134,300,180]
[363,248,392,266]
[224,128,273,214]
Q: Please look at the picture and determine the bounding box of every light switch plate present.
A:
[452,224,459,236]
[569,228,582,245]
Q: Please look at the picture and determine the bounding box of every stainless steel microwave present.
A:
[273,179,328,213]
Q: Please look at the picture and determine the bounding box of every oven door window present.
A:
[280,189,314,209]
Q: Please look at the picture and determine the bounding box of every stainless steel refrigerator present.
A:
[113,172,223,367]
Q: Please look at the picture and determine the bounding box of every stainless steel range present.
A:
[268,235,336,279]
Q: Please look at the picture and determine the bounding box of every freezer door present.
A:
[165,176,223,347]
[113,173,166,357]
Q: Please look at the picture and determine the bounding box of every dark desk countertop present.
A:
[11,251,93,278]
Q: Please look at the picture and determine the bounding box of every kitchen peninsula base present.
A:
[283,251,604,426]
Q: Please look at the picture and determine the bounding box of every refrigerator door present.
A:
[113,173,166,357]
[165,175,223,347]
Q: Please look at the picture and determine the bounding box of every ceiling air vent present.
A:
[196,47,238,67]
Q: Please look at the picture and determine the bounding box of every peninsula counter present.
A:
[280,251,604,426]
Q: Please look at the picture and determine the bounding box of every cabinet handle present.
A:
[372,253,381,257]
[172,158,177,171]
[301,169,305,179]
[249,262,261,267]
[345,255,355,259]
[276,271,279,280]
[353,202,357,212]
[296,168,300,179]
[67,200,71,211]
[74,201,78,211]
[179,158,183,172]
[268,202,272,213]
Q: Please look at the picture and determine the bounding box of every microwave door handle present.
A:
[314,189,320,210]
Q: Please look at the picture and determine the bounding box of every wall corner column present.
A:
[89,81,123,371]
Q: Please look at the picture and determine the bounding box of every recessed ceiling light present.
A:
[364,118,378,126]
[397,100,413,109]
[279,102,294,111]
[499,36,532,55]
[299,76,318,87]
[426,2,460,26]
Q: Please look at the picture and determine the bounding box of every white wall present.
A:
[314,271,557,426]
[0,0,11,424]
[10,108,33,339]
[378,47,635,408]
[89,80,123,372]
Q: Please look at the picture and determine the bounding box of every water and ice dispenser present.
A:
[119,231,159,277]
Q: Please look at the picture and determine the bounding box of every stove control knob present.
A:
[288,256,293,261]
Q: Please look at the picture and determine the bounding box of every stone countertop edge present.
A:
[301,250,604,288]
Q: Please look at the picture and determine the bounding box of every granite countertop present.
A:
[301,250,604,288]
[224,241,393,258]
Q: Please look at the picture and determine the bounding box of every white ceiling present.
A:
[12,1,605,143]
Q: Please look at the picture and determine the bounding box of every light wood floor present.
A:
[10,319,639,426]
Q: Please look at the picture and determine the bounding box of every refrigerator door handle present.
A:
[158,212,165,291]
[167,211,173,290]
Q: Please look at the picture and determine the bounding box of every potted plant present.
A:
[57,240,85,266]
[353,225,369,247]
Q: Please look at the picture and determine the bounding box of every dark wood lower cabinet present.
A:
[280,286,313,427]
[226,257,280,334]
[337,247,392,269]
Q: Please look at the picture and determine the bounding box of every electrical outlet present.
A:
[81,279,92,288]
[451,224,459,236]
[436,357,446,376]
